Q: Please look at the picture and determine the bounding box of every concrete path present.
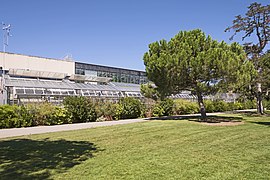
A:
[0,110,256,139]
[0,119,148,139]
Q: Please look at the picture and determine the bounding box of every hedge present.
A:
[0,97,263,129]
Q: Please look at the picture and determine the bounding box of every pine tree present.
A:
[143,29,254,120]
[225,2,270,114]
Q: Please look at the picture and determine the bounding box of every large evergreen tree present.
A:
[143,29,254,120]
[225,2,270,114]
[260,51,270,97]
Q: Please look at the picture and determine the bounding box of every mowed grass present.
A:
[0,113,270,179]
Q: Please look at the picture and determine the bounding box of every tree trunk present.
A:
[197,92,207,121]
[256,83,264,115]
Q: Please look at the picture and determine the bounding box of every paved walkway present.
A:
[0,119,148,139]
[0,110,256,139]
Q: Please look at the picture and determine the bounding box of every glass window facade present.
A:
[75,62,148,84]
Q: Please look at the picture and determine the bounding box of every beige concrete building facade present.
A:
[0,52,75,75]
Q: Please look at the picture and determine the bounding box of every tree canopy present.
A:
[260,51,270,93]
[225,2,270,114]
[143,29,254,119]
[225,2,270,56]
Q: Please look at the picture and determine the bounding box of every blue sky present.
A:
[0,0,269,71]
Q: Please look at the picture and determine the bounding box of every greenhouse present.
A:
[4,76,143,104]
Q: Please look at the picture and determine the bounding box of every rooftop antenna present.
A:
[2,22,12,53]
[63,53,73,61]
[1,22,12,105]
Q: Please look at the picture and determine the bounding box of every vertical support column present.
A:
[0,74,7,105]
[0,75,3,105]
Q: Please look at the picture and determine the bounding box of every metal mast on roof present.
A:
[2,22,12,53]
[1,23,12,105]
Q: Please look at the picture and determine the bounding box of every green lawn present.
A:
[0,113,269,179]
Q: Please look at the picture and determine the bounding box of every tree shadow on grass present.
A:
[148,115,243,123]
[233,111,270,127]
[250,121,270,127]
[0,138,101,180]
[236,111,270,117]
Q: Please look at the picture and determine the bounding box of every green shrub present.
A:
[49,106,71,125]
[95,101,119,121]
[152,105,165,117]
[227,102,234,111]
[152,99,174,117]
[25,103,71,126]
[27,103,55,125]
[159,99,174,116]
[0,105,34,129]
[117,97,144,119]
[0,105,19,128]
[232,100,257,111]
[233,102,244,110]
[230,101,241,110]
[263,100,270,110]
[64,96,97,123]
[144,104,154,118]
[173,99,199,115]
[240,100,256,109]
[204,100,215,113]
[204,100,255,113]
[115,103,124,120]
[142,99,156,118]
[227,102,245,111]
[18,105,34,127]
[204,100,231,112]
[212,100,229,112]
